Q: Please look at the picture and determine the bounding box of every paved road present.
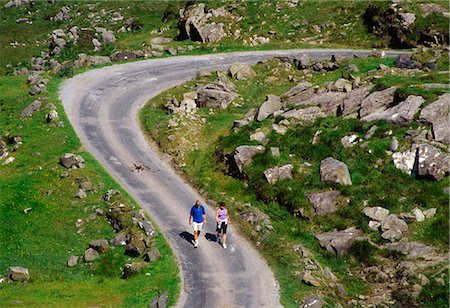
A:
[60,49,403,307]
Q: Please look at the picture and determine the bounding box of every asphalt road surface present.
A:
[60,49,403,308]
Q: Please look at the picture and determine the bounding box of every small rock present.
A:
[363,206,389,221]
[381,229,403,242]
[264,164,293,185]
[84,248,99,262]
[299,294,323,308]
[150,291,168,308]
[7,267,30,282]
[89,239,109,253]
[412,208,425,222]
[423,208,436,219]
[381,214,408,232]
[74,189,87,199]
[368,220,381,231]
[270,147,280,157]
[67,256,78,267]
[302,270,321,287]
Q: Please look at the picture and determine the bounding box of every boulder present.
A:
[280,107,326,122]
[145,244,161,262]
[386,242,435,259]
[341,86,371,116]
[368,220,381,231]
[4,0,30,8]
[111,230,128,246]
[381,229,403,242]
[150,291,168,308]
[332,78,352,92]
[60,153,85,169]
[196,77,238,109]
[295,54,310,70]
[125,230,147,257]
[7,267,30,282]
[96,27,116,44]
[51,6,70,22]
[341,134,358,148]
[233,145,265,173]
[229,62,256,80]
[302,270,321,287]
[412,208,425,222]
[122,261,148,279]
[381,214,408,232]
[299,294,323,308]
[111,51,136,61]
[282,81,313,99]
[423,208,436,219]
[179,4,226,43]
[359,87,397,118]
[315,227,363,255]
[45,109,59,123]
[89,239,110,253]
[256,95,282,121]
[263,164,293,185]
[320,157,352,185]
[306,190,341,216]
[150,37,172,44]
[240,206,270,225]
[270,147,280,157]
[20,100,41,118]
[363,206,390,221]
[67,256,78,267]
[362,95,425,123]
[74,189,87,199]
[250,130,267,144]
[418,93,449,144]
[415,143,449,181]
[395,54,421,69]
[84,248,99,262]
[289,92,347,116]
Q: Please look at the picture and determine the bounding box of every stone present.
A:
[240,206,270,225]
[341,134,358,148]
[302,270,321,287]
[282,81,312,98]
[96,27,116,44]
[368,220,381,231]
[89,239,109,253]
[315,227,363,255]
[229,62,256,80]
[7,267,30,282]
[390,137,399,151]
[21,100,41,118]
[29,85,45,96]
[398,13,416,28]
[332,78,352,92]
[398,212,416,224]
[233,145,265,173]
[291,92,347,116]
[299,294,323,308]
[125,230,147,257]
[74,189,87,199]
[111,51,137,61]
[306,190,341,216]
[179,4,226,43]
[166,47,177,56]
[150,37,172,44]
[196,77,238,109]
[256,95,282,121]
[60,153,85,169]
[150,291,168,308]
[45,109,59,123]
[264,164,293,185]
[363,206,389,221]
[4,0,30,8]
[111,230,128,246]
[295,54,310,69]
[145,245,161,262]
[412,208,425,222]
[280,107,326,122]
[270,147,280,157]
[250,131,267,144]
[79,181,93,191]
[320,157,352,185]
[365,125,378,140]
[122,261,148,279]
[84,248,99,262]
[415,143,449,181]
[395,54,421,69]
[381,214,408,232]
[67,256,78,267]
[92,38,102,51]
[362,95,425,123]
[423,208,436,219]
[418,93,449,144]
[359,87,397,118]
[386,241,435,259]
[51,6,70,22]
[381,229,403,242]
[341,86,371,116]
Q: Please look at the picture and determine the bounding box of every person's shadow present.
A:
[180,231,195,245]
[205,232,218,242]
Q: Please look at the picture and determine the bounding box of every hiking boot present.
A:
[222,243,227,249]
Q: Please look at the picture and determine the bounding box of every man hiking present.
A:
[189,199,206,248]
[215,202,230,249]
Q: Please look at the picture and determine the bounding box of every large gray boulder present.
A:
[363,206,389,221]
[20,100,41,118]
[320,157,352,185]
[282,81,313,99]
[179,4,226,43]
[381,214,408,233]
[196,77,238,109]
[415,143,449,180]
[395,54,421,69]
[341,86,371,115]
[84,248,100,262]
[89,239,110,253]
[299,294,323,308]
[229,62,256,80]
[297,92,347,116]
[362,95,424,123]
[418,93,449,144]
[145,244,161,262]
[257,95,282,121]
[306,191,341,216]
[233,145,265,173]
[315,227,363,255]
[281,107,326,122]
[359,87,397,118]
[386,242,435,259]
[96,27,116,44]
[7,267,30,282]
[60,153,85,169]
[263,164,294,185]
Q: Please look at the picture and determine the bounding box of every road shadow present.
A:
[205,232,218,242]
[180,231,194,246]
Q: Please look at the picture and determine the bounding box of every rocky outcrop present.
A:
[89,239,110,253]
[60,153,85,169]
[7,267,30,282]
[381,214,408,233]
[21,100,41,118]
[359,87,397,118]
[233,145,265,173]
[306,190,341,216]
[386,242,435,259]
[315,227,363,255]
[341,86,371,116]
[122,261,148,279]
[362,95,424,123]
[320,157,352,185]
[363,206,389,222]
[196,77,238,109]
[418,93,449,144]
[280,107,326,122]
[74,54,111,68]
[263,164,294,185]
[395,54,421,69]
[256,95,282,121]
[299,294,323,308]
[229,62,256,80]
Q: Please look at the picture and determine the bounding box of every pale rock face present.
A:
[363,206,390,221]
[341,134,359,148]
[412,208,425,222]
[264,164,294,185]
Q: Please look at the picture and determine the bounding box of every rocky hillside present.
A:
[1,0,449,75]
[141,49,449,307]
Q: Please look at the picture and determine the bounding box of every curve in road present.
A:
[60,49,403,308]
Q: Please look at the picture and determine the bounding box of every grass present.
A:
[140,55,449,306]
[0,75,179,306]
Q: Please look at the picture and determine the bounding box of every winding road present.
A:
[60,49,402,307]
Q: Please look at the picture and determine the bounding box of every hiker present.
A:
[189,199,206,248]
[215,202,230,249]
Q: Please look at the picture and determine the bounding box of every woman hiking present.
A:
[215,202,230,249]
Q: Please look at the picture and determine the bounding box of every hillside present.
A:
[140,50,449,306]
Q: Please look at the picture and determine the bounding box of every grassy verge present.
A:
[140,55,449,306]
[0,75,179,306]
